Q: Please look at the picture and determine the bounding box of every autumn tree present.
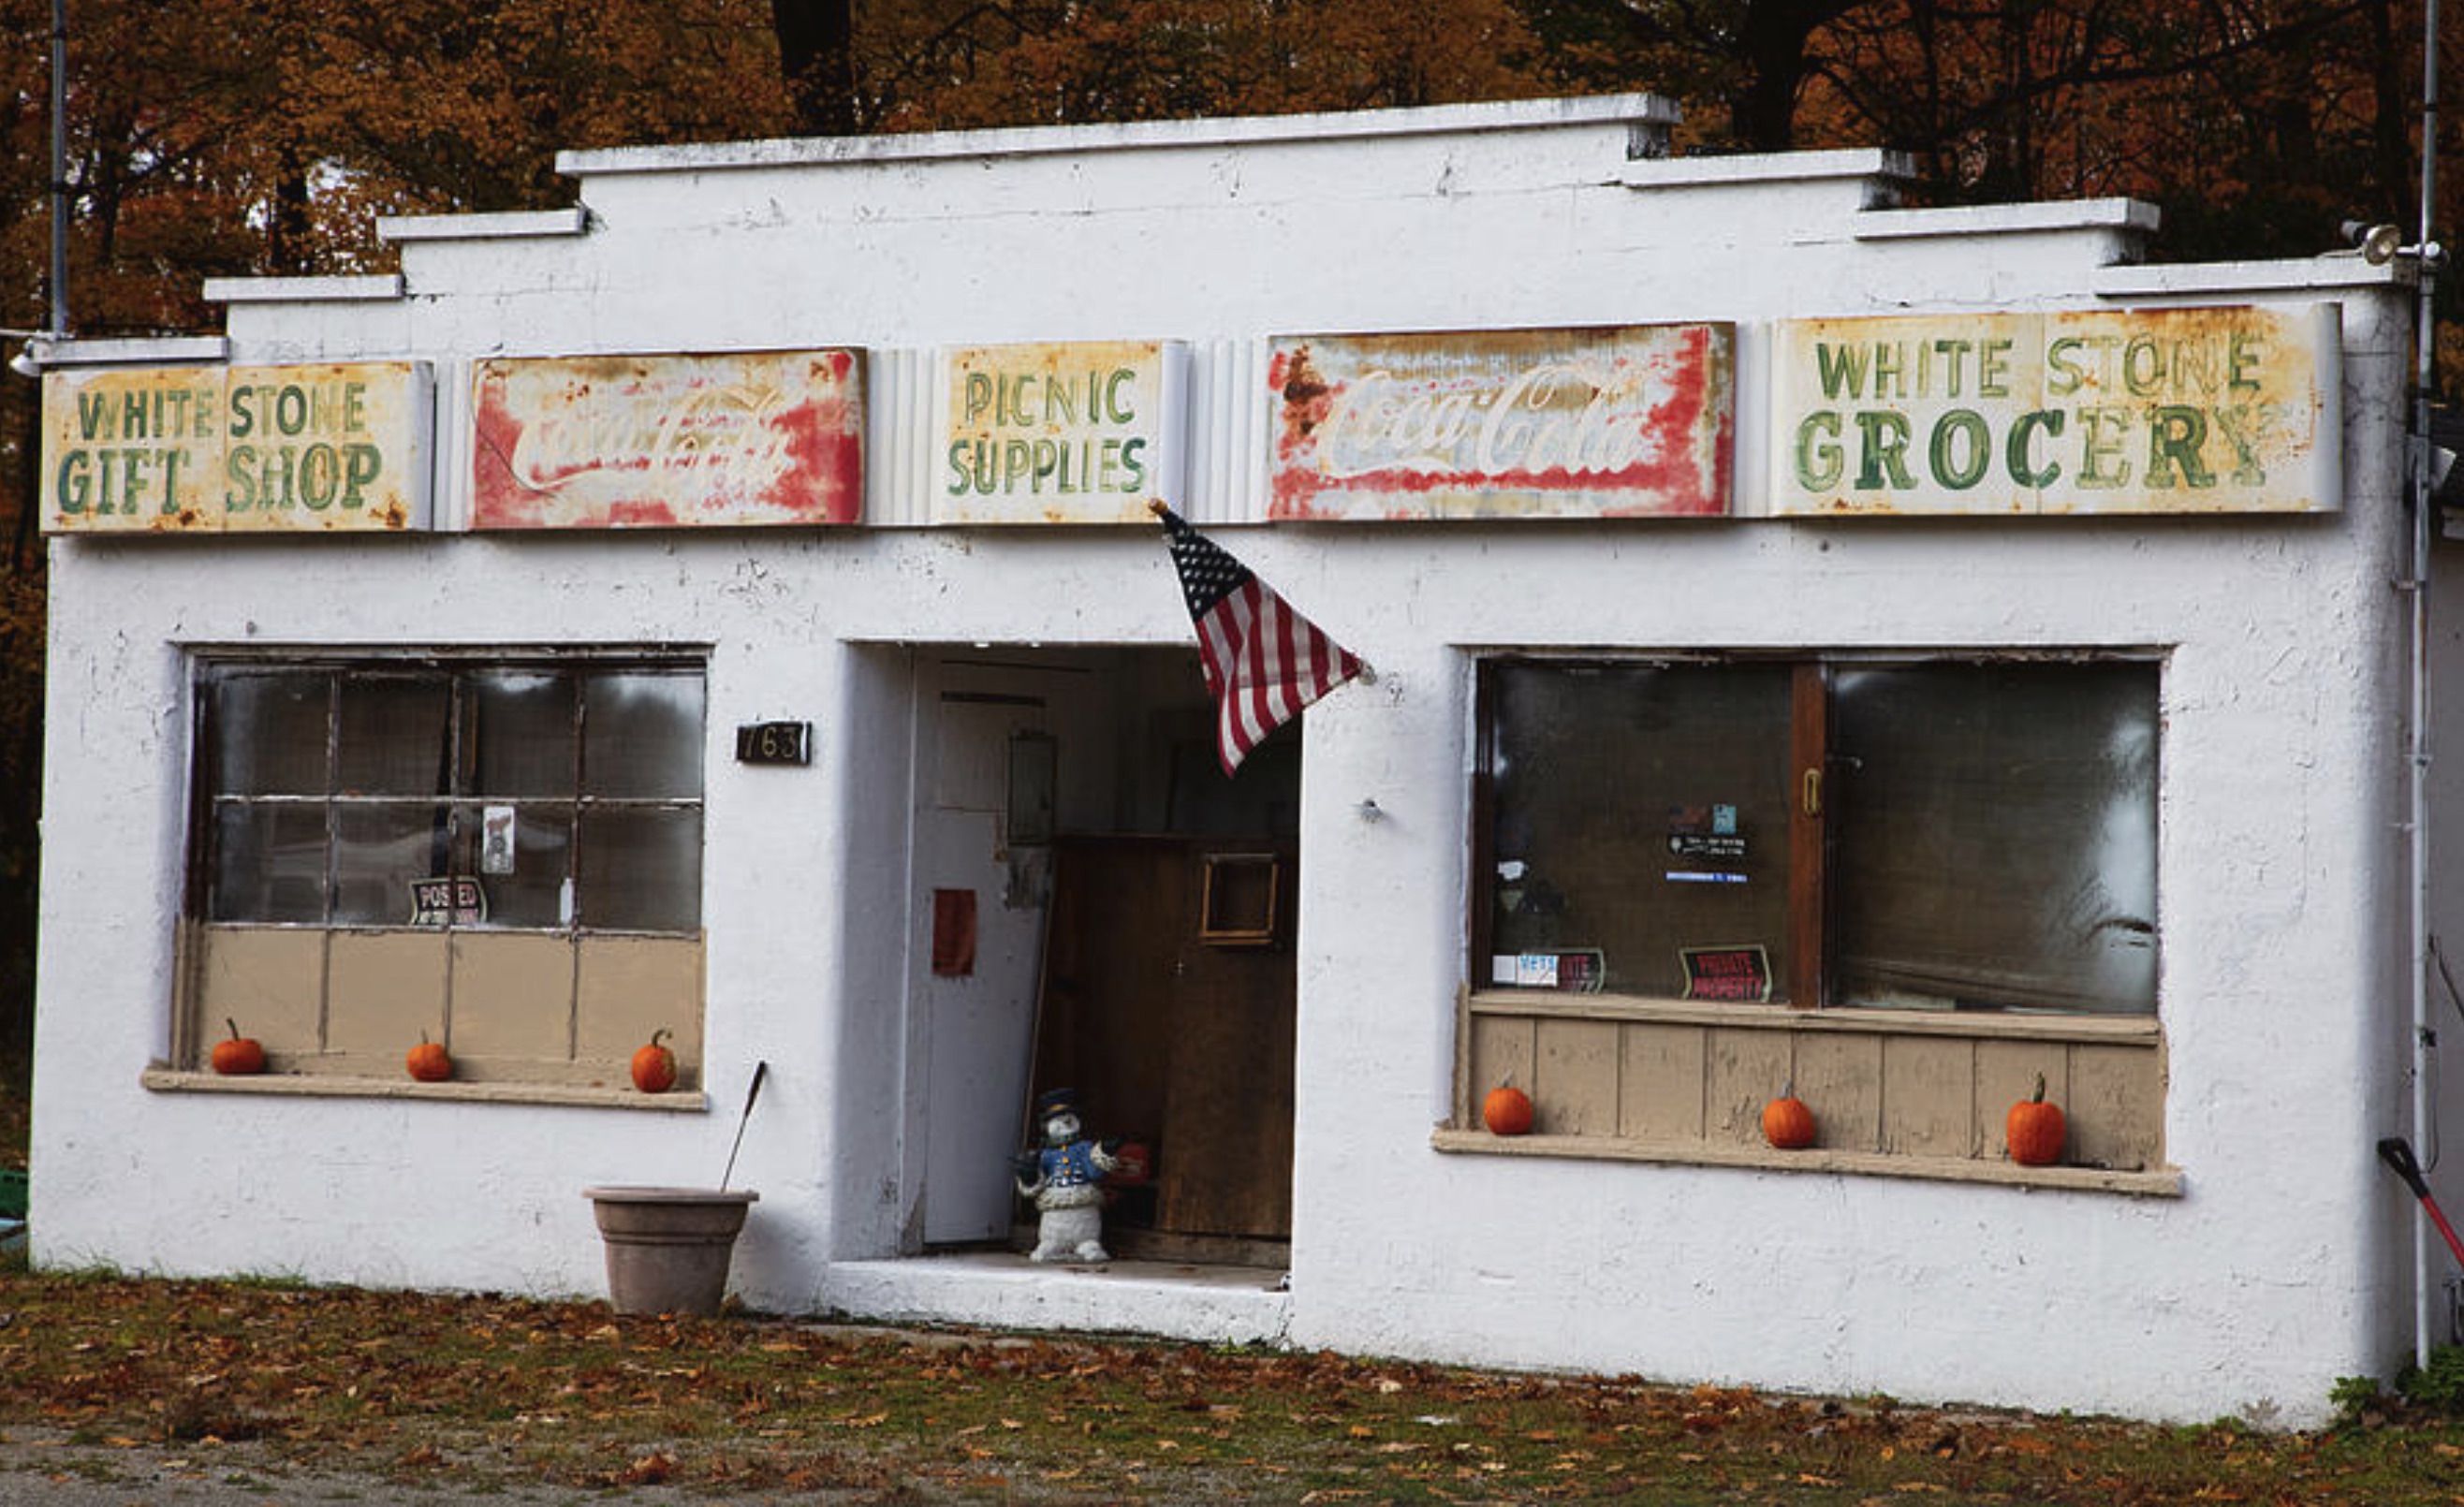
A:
[1512,0,2456,270]
[0,0,2454,1073]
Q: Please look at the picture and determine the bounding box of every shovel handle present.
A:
[2380,1136,2433,1199]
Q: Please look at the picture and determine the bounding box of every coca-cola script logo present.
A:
[473,352,863,529]
[1268,326,1732,520]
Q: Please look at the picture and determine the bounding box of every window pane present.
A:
[332,803,452,925]
[206,671,329,796]
[579,808,703,931]
[1830,662,2158,1014]
[210,801,329,923]
[335,676,451,796]
[584,672,704,798]
[471,671,578,798]
[1486,661,1793,998]
[462,802,573,929]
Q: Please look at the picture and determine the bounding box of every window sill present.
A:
[140,1066,711,1112]
[1429,1125,2181,1197]
[1466,990,2162,1042]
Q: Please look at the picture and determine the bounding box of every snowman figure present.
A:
[1011,1087,1123,1264]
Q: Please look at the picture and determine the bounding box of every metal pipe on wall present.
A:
[46,0,65,337]
[2412,0,2445,1374]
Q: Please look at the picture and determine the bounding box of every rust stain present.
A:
[1265,324,1734,521]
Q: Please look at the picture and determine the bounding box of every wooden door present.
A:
[1030,834,1296,1252]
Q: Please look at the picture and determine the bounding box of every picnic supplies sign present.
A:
[1266,324,1736,521]
[43,362,433,534]
[933,340,1189,524]
[472,350,866,530]
[1770,304,2341,517]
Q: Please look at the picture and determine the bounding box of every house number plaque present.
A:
[734,721,812,766]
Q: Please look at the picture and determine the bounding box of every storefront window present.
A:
[1478,654,2157,1015]
[181,652,708,1087]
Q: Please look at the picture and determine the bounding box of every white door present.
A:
[915,668,1056,1244]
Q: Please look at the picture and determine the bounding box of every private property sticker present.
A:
[1680,944,1771,1002]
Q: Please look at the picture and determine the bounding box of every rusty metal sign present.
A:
[42,362,432,534]
[1769,304,2341,516]
[473,350,865,530]
[1266,324,1735,520]
[931,340,1186,524]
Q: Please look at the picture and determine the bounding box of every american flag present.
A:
[1154,503,1365,776]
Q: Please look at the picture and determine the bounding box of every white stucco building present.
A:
[23,93,2457,1427]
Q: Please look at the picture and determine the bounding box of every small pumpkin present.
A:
[405,1031,453,1084]
[1481,1080,1535,1136]
[210,1017,266,1076]
[630,1028,679,1094]
[2006,1073,2066,1166]
[1761,1090,1816,1149]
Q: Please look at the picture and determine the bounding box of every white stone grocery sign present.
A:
[1769,304,2340,516]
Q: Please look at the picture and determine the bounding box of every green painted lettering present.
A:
[1929,410,1989,490]
[1812,344,1870,401]
[53,450,89,514]
[1794,412,1844,490]
[1853,411,1914,490]
[75,389,111,441]
[2077,407,2132,489]
[2145,406,2214,488]
[2006,410,2064,489]
[2213,404,2268,486]
[298,445,338,509]
[343,445,380,505]
[226,447,255,510]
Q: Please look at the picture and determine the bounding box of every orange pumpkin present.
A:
[1761,1093,1816,1149]
[1481,1082,1534,1136]
[2007,1074,2066,1166]
[210,1017,266,1076]
[405,1032,453,1083]
[630,1029,679,1093]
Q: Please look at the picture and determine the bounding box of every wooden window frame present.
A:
[165,649,710,1093]
[1455,650,2172,1188]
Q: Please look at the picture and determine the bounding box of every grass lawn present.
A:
[6,1034,2464,1501]
[0,1263,2457,1503]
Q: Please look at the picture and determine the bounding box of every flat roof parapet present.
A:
[202,273,404,306]
[378,207,590,245]
[554,91,1682,178]
[1856,198,2161,242]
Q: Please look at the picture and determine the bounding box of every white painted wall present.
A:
[29,95,2431,1427]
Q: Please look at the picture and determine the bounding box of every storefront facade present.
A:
[24,93,2445,1427]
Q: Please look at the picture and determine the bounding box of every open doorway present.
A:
[905,646,1298,1268]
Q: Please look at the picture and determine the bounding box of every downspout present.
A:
[2411,0,2444,1373]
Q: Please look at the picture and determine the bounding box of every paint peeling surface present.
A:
[1770,304,2342,516]
[472,350,865,530]
[43,363,432,534]
[1266,325,1735,520]
[931,340,1187,524]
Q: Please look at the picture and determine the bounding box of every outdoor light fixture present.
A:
[2345,219,2406,264]
[0,328,51,379]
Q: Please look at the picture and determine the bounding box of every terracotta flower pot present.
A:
[582,1185,757,1317]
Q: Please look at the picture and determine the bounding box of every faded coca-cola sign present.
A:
[1268,324,1733,521]
[473,350,864,530]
